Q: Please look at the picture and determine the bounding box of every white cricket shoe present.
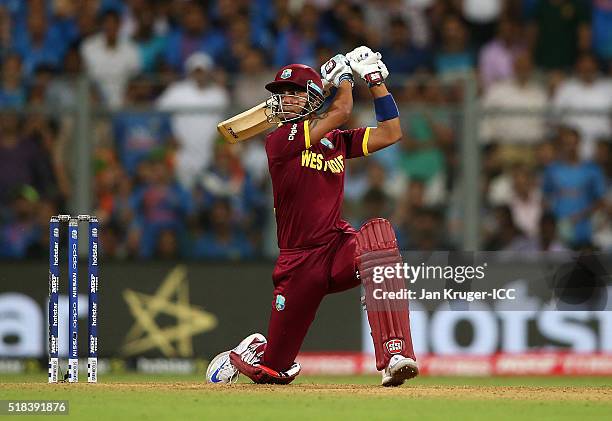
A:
[206,351,239,384]
[231,333,267,365]
[381,355,419,387]
[206,333,267,384]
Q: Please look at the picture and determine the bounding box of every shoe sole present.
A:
[206,351,239,384]
[382,360,419,387]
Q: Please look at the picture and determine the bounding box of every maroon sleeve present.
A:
[265,121,311,162]
[326,127,372,159]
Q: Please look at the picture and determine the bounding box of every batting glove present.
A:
[321,54,354,88]
[346,46,388,87]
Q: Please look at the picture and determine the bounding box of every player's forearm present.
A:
[308,79,353,140]
[370,83,402,147]
[329,79,353,122]
[369,83,390,99]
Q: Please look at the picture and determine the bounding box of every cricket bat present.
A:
[217,101,277,144]
[217,84,336,144]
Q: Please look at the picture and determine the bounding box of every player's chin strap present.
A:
[229,351,301,385]
[356,218,416,371]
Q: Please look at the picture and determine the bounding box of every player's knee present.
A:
[355,218,399,256]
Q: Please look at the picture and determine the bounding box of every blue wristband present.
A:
[374,94,399,122]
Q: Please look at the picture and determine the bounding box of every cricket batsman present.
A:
[206,46,418,387]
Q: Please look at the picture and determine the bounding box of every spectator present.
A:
[155,228,180,259]
[233,48,274,110]
[360,187,391,224]
[194,141,264,221]
[591,140,612,251]
[403,207,448,251]
[98,220,125,259]
[485,205,530,251]
[337,4,372,53]
[120,0,169,39]
[394,178,427,246]
[0,53,25,107]
[478,18,525,90]
[542,127,607,247]
[218,14,252,74]
[49,0,81,47]
[129,157,193,258]
[81,9,141,107]
[274,3,320,68]
[592,0,612,65]
[110,173,136,228]
[529,0,591,70]
[461,0,503,48]
[132,3,168,73]
[398,79,453,184]
[365,159,400,200]
[0,186,40,258]
[12,7,65,77]
[24,197,59,258]
[157,52,229,189]
[515,212,570,252]
[75,2,99,41]
[508,165,542,239]
[361,0,431,49]
[113,76,174,176]
[535,139,556,170]
[29,64,55,105]
[163,1,226,71]
[480,52,548,154]
[0,113,54,204]
[213,0,249,28]
[344,157,370,215]
[45,45,83,109]
[380,17,431,78]
[192,199,254,259]
[535,212,569,251]
[593,140,612,189]
[0,5,12,52]
[95,150,125,221]
[552,53,612,159]
[434,14,474,79]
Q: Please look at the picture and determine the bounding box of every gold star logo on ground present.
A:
[122,265,217,357]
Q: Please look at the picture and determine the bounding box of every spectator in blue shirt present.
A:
[592,0,612,63]
[273,4,320,68]
[129,157,193,258]
[164,1,226,72]
[12,8,66,77]
[132,5,168,73]
[194,141,265,222]
[192,199,254,260]
[113,76,174,175]
[542,127,607,247]
[434,15,475,78]
[380,18,431,78]
[1,0,28,36]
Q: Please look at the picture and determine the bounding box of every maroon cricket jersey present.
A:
[265,120,372,249]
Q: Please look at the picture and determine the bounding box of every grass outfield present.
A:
[1,374,611,420]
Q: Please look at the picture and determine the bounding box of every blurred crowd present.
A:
[0,0,611,260]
